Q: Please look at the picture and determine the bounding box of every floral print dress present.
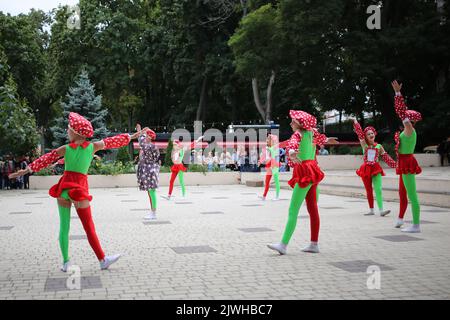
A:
[137,134,160,190]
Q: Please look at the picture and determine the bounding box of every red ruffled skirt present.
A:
[171,163,187,174]
[49,171,92,201]
[288,160,324,189]
[356,162,385,178]
[265,159,280,170]
[396,154,422,175]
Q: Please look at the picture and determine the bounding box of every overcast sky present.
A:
[0,0,79,16]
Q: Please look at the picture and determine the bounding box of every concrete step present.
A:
[242,169,450,208]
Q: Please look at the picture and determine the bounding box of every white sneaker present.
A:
[258,196,266,201]
[267,243,287,255]
[272,197,281,201]
[60,261,71,272]
[143,212,157,220]
[394,218,404,228]
[301,243,320,253]
[100,254,122,270]
[379,210,391,217]
[401,224,421,233]
[162,195,171,201]
[364,211,375,216]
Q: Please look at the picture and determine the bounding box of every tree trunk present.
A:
[265,71,275,123]
[127,108,133,158]
[252,71,276,124]
[240,0,248,18]
[196,76,208,121]
[252,77,266,121]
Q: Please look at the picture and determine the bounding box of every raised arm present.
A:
[352,119,367,149]
[391,80,414,136]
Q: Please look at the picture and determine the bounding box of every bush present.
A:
[349,147,363,155]
[116,146,131,164]
[33,167,56,176]
[187,164,207,174]
[88,159,135,175]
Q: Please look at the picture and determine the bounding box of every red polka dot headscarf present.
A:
[289,110,317,130]
[68,112,94,138]
[406,110,422,122]
[364,126,377,137]
[145,129,156,140]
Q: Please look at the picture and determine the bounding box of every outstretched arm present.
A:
[380,145,396,168]
[187,136,204,150]
[9,146,66,179]
[93,133,132,153]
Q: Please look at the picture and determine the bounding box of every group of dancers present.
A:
[8,80,423,271]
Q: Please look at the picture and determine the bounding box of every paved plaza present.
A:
[0,185,449,300]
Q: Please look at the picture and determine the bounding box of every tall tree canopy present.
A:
[0,0,449,154]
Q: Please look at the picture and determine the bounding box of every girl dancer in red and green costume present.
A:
[10,112,139,272]
[258,134,281,201]
[352,119,396,216]
[165,136,203,200]
[268,110,324,254]
[391,80,423,232]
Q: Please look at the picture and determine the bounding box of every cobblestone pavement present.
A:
[0,185,449,300]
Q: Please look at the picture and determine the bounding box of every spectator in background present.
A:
[437,139,447,166]
[225,150,234,170]
[447,137,450,165]
[0,160,4,189]
[279,147,286,163]
[3,157,15,190]
[237,145,246,171]
[20,157,30,189]
[250,147,258,171]
[205,152,214,172]
[231,149,238,171]
[10,167,23,189]
[218,152,226,171]
[196,150,204,165]
[318,145,329,156]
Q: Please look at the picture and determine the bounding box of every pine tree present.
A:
[51,70,110,147]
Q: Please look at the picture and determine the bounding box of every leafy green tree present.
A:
[228,3,281,123]
[0,10,53,126]
[0,76,40,157]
